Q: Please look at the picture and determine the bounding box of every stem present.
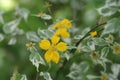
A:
[54,22,107,80]
[71,22,106,53]
[36,72,40,80]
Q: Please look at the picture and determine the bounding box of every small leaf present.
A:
[8,37,17,45]
[86,75,99,80]
[103,18,120,35]
[97,60,106,71]
[33,13,52,20]
[92,38,107,46]
[87,40,95,51]
[37,29,53,39]
[67,71,83,80]
[40,72,52,80]
[108,73,117,80]
[20,75,27,80]
[67,62,89,80]
[98,0,119,16]
[111,64,120,77]
[101,47,109,58]
[81,46,92,52]
[81,27,90,35]
[26,32,40,42]
[0,33,4,42]
[10,70,21,80]
[67,46,77,49]
[41,14,52,20]
[98,6,117,16]
[105,0,118,7]
[16,28,24,35]
[15,7,29,21]
[29,52,45,72]
[3,19,20,34]
[74,35,83,40]
[62,52,71,61]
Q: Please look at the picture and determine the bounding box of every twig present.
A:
[71,22,106,53]
[54,22,107,80]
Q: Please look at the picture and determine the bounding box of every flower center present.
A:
[50,45,56,51]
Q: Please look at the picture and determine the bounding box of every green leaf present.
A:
[8,37,17,45]
[32,13,52,20]
[20,75,27,80]
[15,73,21,80]
[87,40,95,51]
[98,0,120,16]
[105,0,118,7]
[15,7,29,21]
[61,52,71,61]
[101,47,109,58]
[10,71,21,80]
[81,46,92,52]
[103,18,120,34]
[37,29,53,39]
[98,6,117,16]
[40,72,52,80]
[26,31,40,42]
[0,33,4,42]
[67,46,77,49]
[40,14,52,20]
[86,75,99,80]
[111,64,120,77]
[92,38,107,46]
[29,52,45,72]
[3,19,20,34]
[81,27,90,35]
[15,28,24,35]
[67,62,89,80]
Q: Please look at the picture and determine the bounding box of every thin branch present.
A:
[71,22,106,53]
[54,22,107,80]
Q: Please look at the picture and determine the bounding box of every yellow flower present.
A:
[52,22,62,29]
[108,34,114,43]
[61,19,72,28]
[91,51,99,60]
[39,36,67,63]
[113,44,120,54]
[101,73,108,80]
[26,42,35,50]
[38,12,45,17]
[45,2,52,8]
[55,28,70,38]
[90,31,97,38]
[52,19,72,29]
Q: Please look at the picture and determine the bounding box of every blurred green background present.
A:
[0,0,105,80]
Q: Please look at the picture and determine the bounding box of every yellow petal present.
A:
[90,31,97,38]
[51,35,60,44]
[39,39,51,50]
[61,19,72,28]
[59,28,70,38]
[52,22,62,29]
[56,42,67,52]
[52,51,60,64]
[54,30,60,36]
[60,30,70,38]
[44,50,53,62]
